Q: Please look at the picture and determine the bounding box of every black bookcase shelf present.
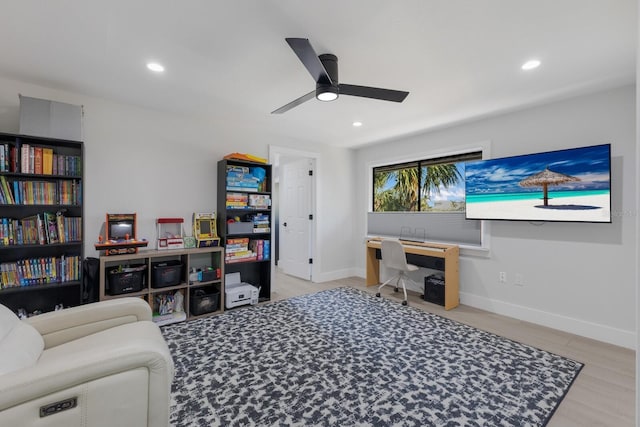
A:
[0,132,84,315]
[217,159,272,303]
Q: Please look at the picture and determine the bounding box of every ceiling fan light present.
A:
[316,85,338,102]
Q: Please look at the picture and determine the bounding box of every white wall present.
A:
[354,85,637,349]
[0,74,634,349]
[635,2,639,421]
[0,74,356,282]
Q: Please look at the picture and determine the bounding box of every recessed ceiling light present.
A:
[353,121,363,127]
[521,59,541,71]
[147,62,165,73]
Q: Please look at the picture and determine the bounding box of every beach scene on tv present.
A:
[465,144,611,223]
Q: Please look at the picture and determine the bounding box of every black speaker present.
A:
[423,274,445,306]
[82,257,100,303]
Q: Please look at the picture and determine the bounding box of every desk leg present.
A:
[443,248,460,310]
[366,246,380,286]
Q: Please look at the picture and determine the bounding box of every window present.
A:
[373,152,481,212]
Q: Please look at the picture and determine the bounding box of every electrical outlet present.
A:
[499,272,507,283]
[515,273,524,286]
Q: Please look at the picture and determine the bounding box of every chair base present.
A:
[376,273,415,306]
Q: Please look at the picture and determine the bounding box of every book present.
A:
[0,176,14,204]
[56,211,65,243]
[29,146,34,174]
[0,143,4,172]
[44,212,59,244]
[36,214,46,245]
[42,148,53,175]
[20,143,29,173]
[34,146,43,174]
[225,255,257,264]
[10,144,18,173]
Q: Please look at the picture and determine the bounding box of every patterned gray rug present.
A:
[162,287,582,426]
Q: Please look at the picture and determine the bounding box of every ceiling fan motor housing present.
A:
[316,54,339,100]
[319,54,338,83]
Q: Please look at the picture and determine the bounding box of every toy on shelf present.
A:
[94,213,148,256]
[193,212,220,248]
[157,217,185,250]
[223,152,267,164]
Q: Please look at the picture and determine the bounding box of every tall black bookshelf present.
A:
[0,132,84,315]
[217,159,271,303]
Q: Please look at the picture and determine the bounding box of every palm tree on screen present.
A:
[420,164,462,210]
[374,164,461,211]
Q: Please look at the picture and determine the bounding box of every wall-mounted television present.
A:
[465,144,611,223]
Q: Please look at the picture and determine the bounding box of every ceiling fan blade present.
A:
[339,84,409,102]
[285,38,332,85]
[271,90,316,114]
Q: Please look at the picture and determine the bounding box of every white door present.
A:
[279,158,313,280]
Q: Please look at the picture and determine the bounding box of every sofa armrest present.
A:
[0,321,174,424]
[25,298,152,349]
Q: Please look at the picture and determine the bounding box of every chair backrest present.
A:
[381,239,410,272]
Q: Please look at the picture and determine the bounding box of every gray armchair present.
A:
[0,297,174,427]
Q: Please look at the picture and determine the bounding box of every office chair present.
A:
[375,239,419,306]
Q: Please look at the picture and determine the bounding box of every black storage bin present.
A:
[423,274,445,306]
[151,260,184,288]
[190,289,220,315]
[107,265,146,295]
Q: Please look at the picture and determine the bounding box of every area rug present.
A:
[162,287,582,426]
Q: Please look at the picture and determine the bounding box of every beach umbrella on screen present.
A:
[519,167,580,206]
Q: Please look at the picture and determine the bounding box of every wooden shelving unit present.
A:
[98,247,225,324]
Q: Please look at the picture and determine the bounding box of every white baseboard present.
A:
[327,269,634,349]
[460,292,635,350]
[313,268,361,283]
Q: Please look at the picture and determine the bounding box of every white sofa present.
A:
[0,297,174,427]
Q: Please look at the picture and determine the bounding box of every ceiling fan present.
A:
[271,38,409,114]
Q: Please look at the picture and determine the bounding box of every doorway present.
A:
[269,146,318,282]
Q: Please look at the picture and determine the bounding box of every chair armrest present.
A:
[0,321,173,414]
[25,298,152,349]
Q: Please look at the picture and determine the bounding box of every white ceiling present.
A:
[0,1,635,148]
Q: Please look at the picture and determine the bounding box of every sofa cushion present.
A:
[0,304,44,375]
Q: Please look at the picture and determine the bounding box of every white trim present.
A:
[460,292,635,350]
[313,267,361,283]
[269,145,320,283]
[353,267,632,348]
[366,140,492,250]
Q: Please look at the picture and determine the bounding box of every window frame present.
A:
[372,151,481,213]
[366,143,492,253]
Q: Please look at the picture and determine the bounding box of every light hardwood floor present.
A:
[271,270,635,427]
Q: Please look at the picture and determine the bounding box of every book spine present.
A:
[42,148,53,175]
[34,146,43,174]
[0,143,5,172]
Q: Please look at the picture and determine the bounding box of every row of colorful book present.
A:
[225,165,268,192]
[0,176,81,205]
[226,192,249,209]
[0,255,81,289]
[0,142,81,176]
[250,239,270,261]
[0,212,81,246]
[226,193,271,209]
[250,213,270,233]
[225,237,270,263]
[225,237,256,263]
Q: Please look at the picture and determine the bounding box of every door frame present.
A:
[269,145,319,283]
